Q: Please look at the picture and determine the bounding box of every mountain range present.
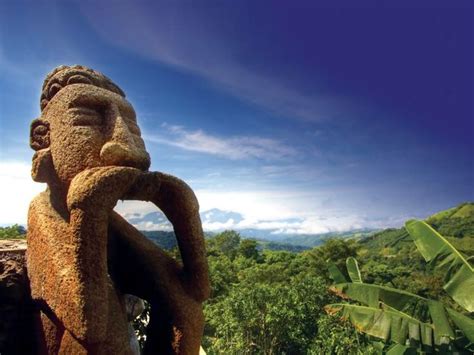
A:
[124,207,376,248]
[128,202,474,252]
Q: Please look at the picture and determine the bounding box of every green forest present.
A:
[195,202,474,354]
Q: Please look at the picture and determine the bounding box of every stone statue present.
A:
[27,65,210,354]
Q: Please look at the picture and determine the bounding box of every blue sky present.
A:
[0,0,473,233]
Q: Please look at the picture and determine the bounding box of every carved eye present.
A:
[69,107,103,126]
[48,83,62,98]
[67,74,93,85]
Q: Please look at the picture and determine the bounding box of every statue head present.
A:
[30,65,150,187]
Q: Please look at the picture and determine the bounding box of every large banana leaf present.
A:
[445,307,474,344]
[330,282,423,310]
[346,257,362,283]
[327,261,348,284]
[330,282,457,345]
[380,304,433,347]
[386,344,413,355]
[405,220,474,312]
[325,303,434,347]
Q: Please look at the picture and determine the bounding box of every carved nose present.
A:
[101,141,140,166]
[100,108,150,170]
[108,112,136,147]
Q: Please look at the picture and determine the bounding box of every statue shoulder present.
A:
[28,191,50,215]
[28,191,67,231]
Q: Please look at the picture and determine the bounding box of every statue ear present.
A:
[30,118,50,151]
[30,119,53,183]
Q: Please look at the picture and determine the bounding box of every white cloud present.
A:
[131,221,173,232]
[0,161,45,225]
[114,188,406,235]
[0,162,406,233]
[114,198,405,235]
[144,124,297,160]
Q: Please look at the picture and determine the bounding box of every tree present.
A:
[207,230,241,260]
[308,238,359,281]
[0,224,26,239]
[205,275,330,354]
[238,239,259,260]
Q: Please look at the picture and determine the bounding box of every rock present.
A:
[0,242,36,354]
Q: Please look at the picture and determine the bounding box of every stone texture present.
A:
[27,65,211,354]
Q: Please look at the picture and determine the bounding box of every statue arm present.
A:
[123,172,211,302]
[62,167,210,344]
[65,167,143,342]
[154,173,210,302]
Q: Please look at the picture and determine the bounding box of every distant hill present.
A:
[125,207,377,249]
[138,203,474,253]
[221,228,376,248]
[255,240,309,253]
[360,202,474,255]
[425,202,474,238]
[142,231,177,250]
[277,229,376,247]
[143,228,377,253]
[142,230,309,253]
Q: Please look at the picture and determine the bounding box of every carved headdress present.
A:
[40,65,125,111]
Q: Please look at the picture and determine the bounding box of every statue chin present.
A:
[100,142,150,171]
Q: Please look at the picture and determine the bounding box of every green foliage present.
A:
[326,303,436,348]
[309,315,378,354]
[239,239,260,261]
[328,261,348,284]
[206,275,330,354]
[256,240,308,253]
[132,202,473,354]
[346,257,363,283]
[308,238,359,281]
[326,247,474,353]
[329,281,474,346]
[207,254,239,298]
[202,233,363,354]
[405,220,474,312]
[0,224,26,239]
[207,230,242,260]
[426,203,474,238]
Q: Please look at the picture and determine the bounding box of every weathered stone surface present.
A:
[0,243,35,354]
[27,65,211,354]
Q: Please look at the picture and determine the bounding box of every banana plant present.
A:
[325,222,474,353]
[405,220,474,312]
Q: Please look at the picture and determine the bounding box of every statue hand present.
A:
[66,166,143,213]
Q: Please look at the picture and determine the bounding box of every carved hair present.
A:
[40,65,125,111]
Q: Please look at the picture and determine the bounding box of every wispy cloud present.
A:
[144,123,297,160]
[77,2,350,122]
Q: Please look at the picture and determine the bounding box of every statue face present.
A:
[43,84,150,185]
